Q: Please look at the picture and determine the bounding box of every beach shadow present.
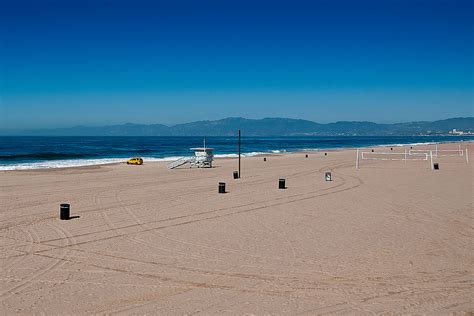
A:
[68,215,81,220]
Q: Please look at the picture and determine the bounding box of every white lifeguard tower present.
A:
[190,147,214,168]
[167,143,214,169]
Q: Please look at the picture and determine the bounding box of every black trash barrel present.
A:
[325,172,332,181]
[371,149,374,152]
[305,154,308,158]
[60,203,70,220]
[279,179,286,189]
[218,182,226,193]
[390,147,393,151]
[324,153,327,156]
[263,157,267,162]
[433,163,439,170]
[233,171,239,179]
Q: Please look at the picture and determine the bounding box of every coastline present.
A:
[1,139,472,172]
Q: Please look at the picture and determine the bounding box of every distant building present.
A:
[449,128,473,135]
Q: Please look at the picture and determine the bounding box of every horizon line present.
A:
[2,116,473,131]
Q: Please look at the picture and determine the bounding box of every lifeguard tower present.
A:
[167,147,214,169]
[190,147,214,168]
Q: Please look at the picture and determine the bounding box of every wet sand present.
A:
[1,142,473,314]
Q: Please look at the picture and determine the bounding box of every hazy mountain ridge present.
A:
[1,117,473,136]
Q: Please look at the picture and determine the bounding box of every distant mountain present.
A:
[170,118,322,136]
[1,123,172,137]
[1,117,473,136]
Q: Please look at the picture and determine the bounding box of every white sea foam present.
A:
[214,152,271,158]
[373,142,428,148]
[145,156,190,162]
[0,151,282,170]
[214,154,239,158]
[0,158,124,171]
[3,139,471,171]
[374,141,467,148]
[0,156,192,171]
[301,148,321,151]
[243,151,271,157]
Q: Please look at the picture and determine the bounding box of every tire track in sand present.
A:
[19,161,361,254]
[0,222,72,302]
[99,188,213,262]
[100,162,351,262]
[3,160,362,265]
[1,226,36,272]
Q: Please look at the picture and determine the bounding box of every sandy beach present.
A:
[0,142,472,314]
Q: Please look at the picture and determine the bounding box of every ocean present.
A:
[0,136,472,170]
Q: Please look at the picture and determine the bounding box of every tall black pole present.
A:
[238,130,241,178]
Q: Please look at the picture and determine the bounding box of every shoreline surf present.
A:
[1,139,471,171]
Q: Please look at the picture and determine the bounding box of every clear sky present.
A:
[0,0,473,129]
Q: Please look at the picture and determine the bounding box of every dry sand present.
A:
[1,142,473,314]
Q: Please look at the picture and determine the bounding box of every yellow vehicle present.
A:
[126,157,143,165]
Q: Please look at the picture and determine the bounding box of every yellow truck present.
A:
[126,157,143,165]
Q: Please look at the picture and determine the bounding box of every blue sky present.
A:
[0,0,473,128]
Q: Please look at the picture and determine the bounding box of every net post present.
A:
[238,130,241,178]
[430,150,434,170]
[355,149,359,169]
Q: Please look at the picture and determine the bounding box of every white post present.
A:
[458,144,461,154]
[430,150,434,170]
[435,144,438,157]
[466,148,469,164]
[404,148,407,164]
[355,149,359,169]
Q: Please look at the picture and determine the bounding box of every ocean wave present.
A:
[0,151,276,170]
[2,139,471,171]
[374,142,435,147]
[144,156,191,162]
[214,154,239,158]
[0,156,190,171]
[214,152,272,158]
[373,141,468,148]
[0,152,94,160]
[0,158,125,171]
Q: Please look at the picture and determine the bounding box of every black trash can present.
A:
[60,203,70,220]
[433,163,439,170]
[325,172,332,181]
[263,157,267,162]
[233,171,239,179]
[279,179,286,189]
[218,182,226,193]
